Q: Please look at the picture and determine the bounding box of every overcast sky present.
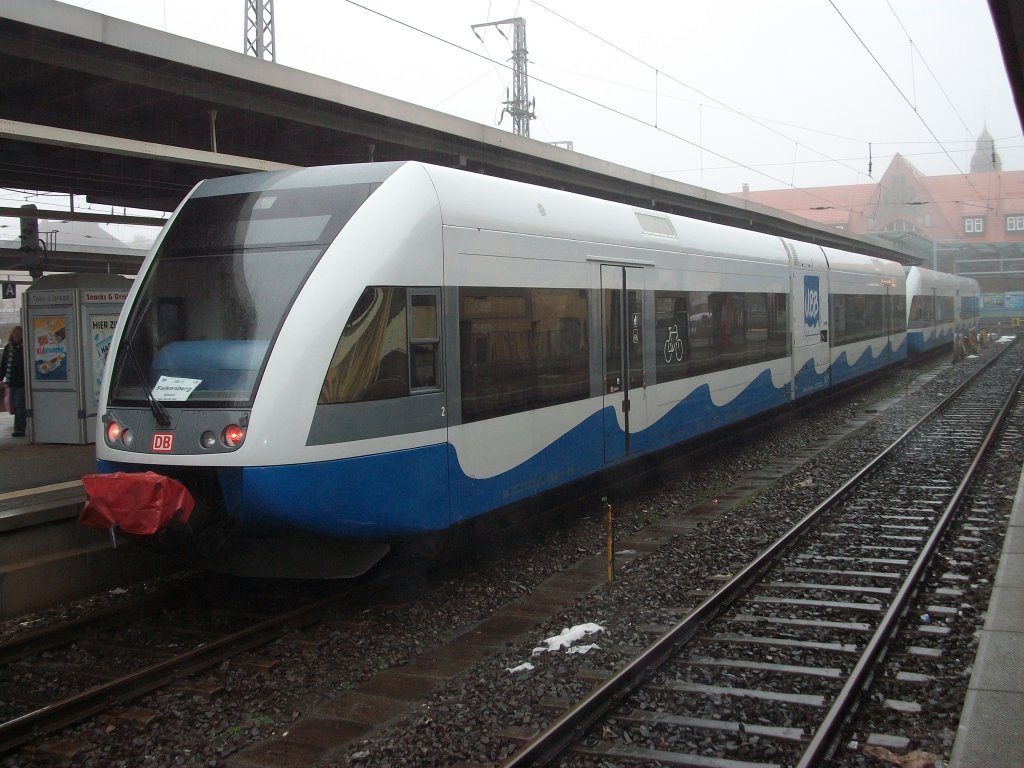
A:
[45,0,1024,197]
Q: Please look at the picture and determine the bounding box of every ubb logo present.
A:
[804,275,820,328]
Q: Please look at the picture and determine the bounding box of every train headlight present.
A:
[222,424,246,448]
[200,430,218,450]
[105,418,133,448]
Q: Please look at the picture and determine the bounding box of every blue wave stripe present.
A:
[236,366,793,539]
[830,342,898,385]
[908,328,953,354]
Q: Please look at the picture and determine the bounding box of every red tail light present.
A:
[222,424,246,448]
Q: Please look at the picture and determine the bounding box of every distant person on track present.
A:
[1,325,26,437]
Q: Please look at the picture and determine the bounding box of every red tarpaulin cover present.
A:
[80,472,195,535]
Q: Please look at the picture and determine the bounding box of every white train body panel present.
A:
[906,266,981,353]
[824,248,907,384]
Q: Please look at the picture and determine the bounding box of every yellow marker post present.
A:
[604,497,614,583]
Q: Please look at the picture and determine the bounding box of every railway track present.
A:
[0,573,388,757]
[503,340,1022,768]
[0,347,1004,766]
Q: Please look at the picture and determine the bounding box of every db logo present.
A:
[152,433,175,452]
[803,275,821,328]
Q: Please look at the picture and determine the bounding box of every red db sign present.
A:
[152,433,174,452]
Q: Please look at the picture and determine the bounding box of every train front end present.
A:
[88,162,434,577]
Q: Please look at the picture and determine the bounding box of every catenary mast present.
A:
[244,0,276,62]
[472,17,536,137]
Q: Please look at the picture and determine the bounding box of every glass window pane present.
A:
[460,287,588,423]
[410,294,438,340]
[411,343,437,389]
[319,287,409,404]
[108,183,372,408]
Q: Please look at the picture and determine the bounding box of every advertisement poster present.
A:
[33,314,68,382]
[91,314,119,408]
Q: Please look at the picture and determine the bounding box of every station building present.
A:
[735,130,1024,325]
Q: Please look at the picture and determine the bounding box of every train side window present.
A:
[410,291,441,391]
[687,290,720,373]
[459,287,589,423]
[832,292,892,345]
[892,294,907,333]
[319,286,409,404]
[768,293,790,356]
[908,295,923,329]
[662,290,787,379]
[745,292,768,360]
[936,296,955,324]
[713,292,746,359]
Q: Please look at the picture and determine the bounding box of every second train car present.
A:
[89,161,915,576]
[905,266,980,354]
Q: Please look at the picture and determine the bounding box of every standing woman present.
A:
[2,325,26,437]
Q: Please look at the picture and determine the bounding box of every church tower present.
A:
[970,127,1002,172]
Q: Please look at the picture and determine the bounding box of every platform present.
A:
[0,412,97,497]
[0,412,174,621]
[949,464,1024,767]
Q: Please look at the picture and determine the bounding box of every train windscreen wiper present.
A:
[121,340,172,428]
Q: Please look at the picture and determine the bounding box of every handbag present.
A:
[2,385,11,416]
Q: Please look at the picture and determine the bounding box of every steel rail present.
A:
[797,354,1024,766]
[0,586,350,755]
[501,341,1016,767]
[0,589,181,666]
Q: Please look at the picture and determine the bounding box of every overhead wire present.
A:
[828,0,992,207]
[341,0,870,209]
[885,0,974,138]
[528,0,865,180]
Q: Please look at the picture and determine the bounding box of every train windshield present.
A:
[109,183,373,408]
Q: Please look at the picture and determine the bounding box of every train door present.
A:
[882,279,896,363]
[787,243,830,398]
[601,264,646,462]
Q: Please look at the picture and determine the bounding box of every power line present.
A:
[828,0,991,207]
[341,0,832,194]
[528,0,865,179]
[885,0,973,138]
[656,142,1024,176]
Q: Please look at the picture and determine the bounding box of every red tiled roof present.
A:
[733,153,1024,244]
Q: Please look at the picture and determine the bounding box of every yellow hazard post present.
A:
[604,497,614,583]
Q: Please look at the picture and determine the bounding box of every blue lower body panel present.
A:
[238,445,450,538]
[831,340,904,386]
[447,367,791,524]
[909,328,953,354]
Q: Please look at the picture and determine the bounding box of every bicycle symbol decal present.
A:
[663,325,684,362]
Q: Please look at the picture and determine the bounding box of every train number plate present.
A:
[152,433,174,452]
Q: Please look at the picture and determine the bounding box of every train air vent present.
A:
[635,212,676,238]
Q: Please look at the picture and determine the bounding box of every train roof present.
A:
[906,265,979,287]
[415,163,792,266]
[821,246,905,278]
[190,161,909,273]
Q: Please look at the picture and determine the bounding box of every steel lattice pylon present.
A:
[471,17,535,138]
[244,0,276,62]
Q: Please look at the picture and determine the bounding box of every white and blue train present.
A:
[85,162,962,576]
[905,266,980,354]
